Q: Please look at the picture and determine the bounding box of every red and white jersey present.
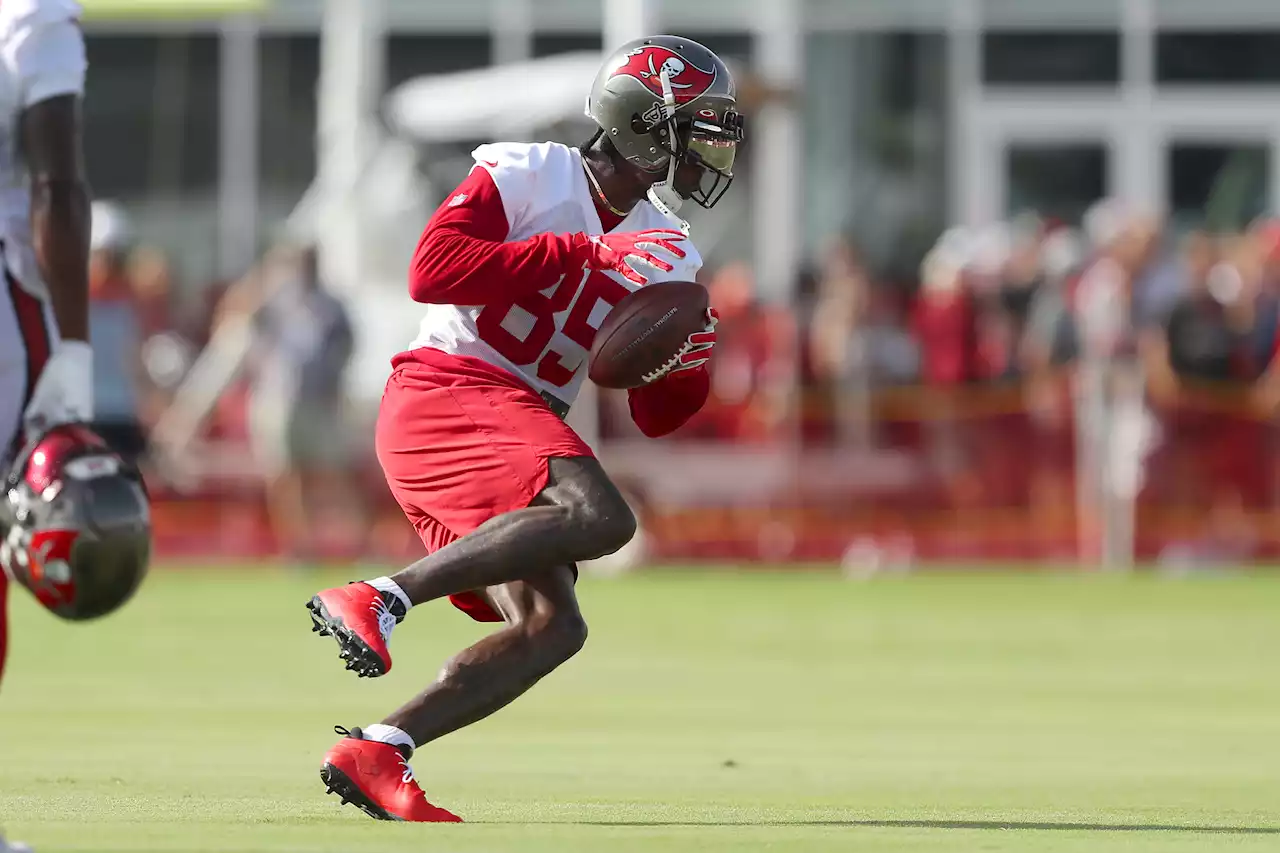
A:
[407,141,703,405]
[0,0,84,301]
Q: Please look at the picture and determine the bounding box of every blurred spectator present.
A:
[913,244,979,386]
[1132,228,1210,326]
[1020,225,1087,376]
[1020,227,1087,540]
[1251,216,1280,295]
[126,246,195,430]
[126,246,177,339]
[1139,233,1249,408]
[1142,233,1272,556]
[1076,205,1164,365]
[806,238,918,445]
[807,239,869,384]
[1248,221,1280,380]
[87,200,148,463]
[241,244,358,560]
[987,213,1046,378]
[1070,206,1163,546]
[912,246,984,506]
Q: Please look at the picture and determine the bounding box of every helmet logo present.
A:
[612,46,717,105]
[27,529,78,612]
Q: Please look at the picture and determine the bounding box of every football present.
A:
[588,280,709,389]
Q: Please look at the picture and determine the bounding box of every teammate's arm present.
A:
[23,92,90,341]
[12,14,93,433]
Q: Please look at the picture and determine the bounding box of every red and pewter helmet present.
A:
[1,424,151,621]
[586,35,745,214]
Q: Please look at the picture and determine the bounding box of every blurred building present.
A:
[84,0,1280,288]
[87,0,1280,568]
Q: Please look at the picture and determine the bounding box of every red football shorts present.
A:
[376,347,593,622]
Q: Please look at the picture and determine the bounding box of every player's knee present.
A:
[531,609,589,666]
[594,502,637,557]
[566,497,636,559]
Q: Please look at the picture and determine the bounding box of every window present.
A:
[983,31,1121,86]
[533,34,601,58]
[1167,143,1269,229]
[258,36,318,196]
[84,35,221,197]
[387,35,491,88]
[1006,144,1108,224]
[1157,32,1280,84]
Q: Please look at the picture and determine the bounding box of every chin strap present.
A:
[646,65,690,235]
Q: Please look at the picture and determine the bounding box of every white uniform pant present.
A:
[0,271,56,460]
[0,270,55,685]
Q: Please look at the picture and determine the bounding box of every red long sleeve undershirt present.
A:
[409,165,708,438]
[409,166,581,304]
[626,365,710,438]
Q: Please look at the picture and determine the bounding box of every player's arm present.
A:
[627,366,710,438]
[409,167,688,304]
[23,91,90,341]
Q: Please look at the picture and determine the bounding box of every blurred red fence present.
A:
[147,379,1280,566]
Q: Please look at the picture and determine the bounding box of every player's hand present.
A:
[576,228,688,286]
[648,308,718,382]
[22,340,94,436]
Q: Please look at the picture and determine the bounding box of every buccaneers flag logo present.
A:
[20,530,79,613]
[610,46,718,105]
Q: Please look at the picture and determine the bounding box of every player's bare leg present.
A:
[319,565,583,821]
[384,564,585,745]
[388,456,634,604]
[307,457,631,676]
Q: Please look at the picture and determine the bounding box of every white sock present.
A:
[367,576,413,614]
[363,723,416,755]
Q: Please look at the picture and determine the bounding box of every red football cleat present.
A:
[321,727,462,823]
[306,582,403,677]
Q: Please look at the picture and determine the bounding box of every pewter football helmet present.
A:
[586,35,744,213]
[2,425,150,621]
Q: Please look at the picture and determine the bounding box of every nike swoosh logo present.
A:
[480,159,498,168]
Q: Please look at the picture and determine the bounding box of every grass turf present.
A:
[1,567,1279,852]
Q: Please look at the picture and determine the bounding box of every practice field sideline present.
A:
[2,567,1278,852]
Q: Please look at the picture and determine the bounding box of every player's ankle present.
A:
[366,577,413,616]
[362,723,417,758]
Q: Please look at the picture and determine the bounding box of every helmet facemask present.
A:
[674,108,743,209]
[640,64,744,226]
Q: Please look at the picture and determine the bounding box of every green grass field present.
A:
[2,567,1279,852]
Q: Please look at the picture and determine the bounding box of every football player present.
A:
[0,5,150,848]
[307,35,744,822]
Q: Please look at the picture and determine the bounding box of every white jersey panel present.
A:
[409,141,703,406]
[0,0,85,303]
